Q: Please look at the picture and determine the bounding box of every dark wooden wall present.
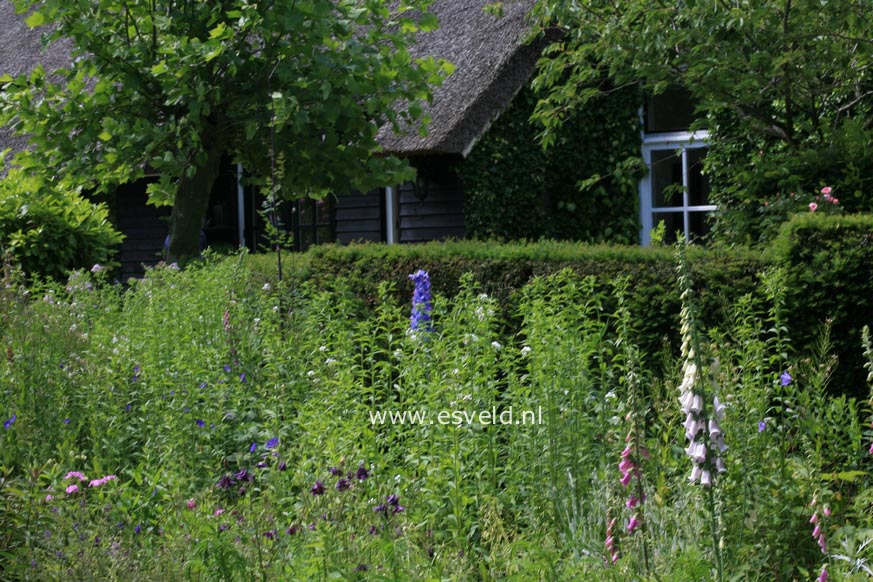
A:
[398,157,465,243]
[334,190,384,244]
[113,179,169,280]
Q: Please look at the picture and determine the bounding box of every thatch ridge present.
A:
[378,0,542,157]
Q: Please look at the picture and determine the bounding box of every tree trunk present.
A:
[166,130,225,264]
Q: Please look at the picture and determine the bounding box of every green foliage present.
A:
[290,239,765,366]
[461,84,644,244]
[2,249,871,579]
[530,0,873,245]
[0,169,123,279]
[771,214,873,399]
[1,0,451,259]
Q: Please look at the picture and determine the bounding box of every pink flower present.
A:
[816,566,828,582]
[89,475,117,488]
[45,494,53,502]
[214,508,225,516]
[64,471,87,481]
[820,186,832,195]
[187,498,196,510]
[809,202,818,212]
[65,484,79,494]
[626,514,640,533]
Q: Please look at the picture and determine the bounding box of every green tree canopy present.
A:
[531,0,873,244]
[1,0,451,260]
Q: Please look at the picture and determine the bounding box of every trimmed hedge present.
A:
[283,240,765,367]
[247,215,873,396]
[771,213,873,397]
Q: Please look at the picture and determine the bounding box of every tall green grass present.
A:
[0,250,870,581]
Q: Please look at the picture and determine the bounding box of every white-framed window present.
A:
[638,88,715,245]
[639,130,715,245]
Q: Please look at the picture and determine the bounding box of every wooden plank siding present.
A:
[398,159,465,243]
[334,190,384,244]
[113,180,169,280]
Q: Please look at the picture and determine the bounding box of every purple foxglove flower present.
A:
[618,459,634,474]
[700,469,712,487]
[689,465,701,483]
[690,394,703,414]
[626,514,640,533]
[683,414,700,440]
[715,457,726,473]
[816,566,827,582]
[712,396,725,420]
[708,419,722,439]
[679,391,694,414]
[812,525,821,538]
[619,471,633,487]
[687,442,706,463]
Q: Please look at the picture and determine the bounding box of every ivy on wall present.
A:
[460,83,645,244]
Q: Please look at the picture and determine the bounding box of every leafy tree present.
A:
[1,0,451,260]
[531,0,873,244]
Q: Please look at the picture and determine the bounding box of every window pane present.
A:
[688,211,713,241]
[316,226,332,244]
[686,148,711,206]
[316,199,332,224]
[646,87,697,132]
[652,212,685,244]
[300,228,314,250]
[651,150,683,207]
[299,199,313,224]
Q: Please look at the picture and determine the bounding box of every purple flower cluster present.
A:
[809,499,829,554]
[618,434,648,535]
[677,359,727,486]
[373,494,404,516]
[313,462,370,496]
[408,270,433,332]
[604,517,619,565]
[3,414,16,429]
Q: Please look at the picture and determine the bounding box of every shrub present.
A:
[290,240,765,364]
[0,169,123,279]
[770,213,873,398]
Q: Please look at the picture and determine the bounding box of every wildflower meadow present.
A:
[0,250,871,581]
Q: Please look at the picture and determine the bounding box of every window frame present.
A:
[638,129,715,246]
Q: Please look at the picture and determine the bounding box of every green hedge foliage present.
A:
[460,84,644,244]
[292,240,766,367]
[251,218,873,397]
[771,213,873,397]
[0,169,124,279]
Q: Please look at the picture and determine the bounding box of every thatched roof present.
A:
[378,0,543,157]
[0,0,544,160]
[0,1,73,160]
